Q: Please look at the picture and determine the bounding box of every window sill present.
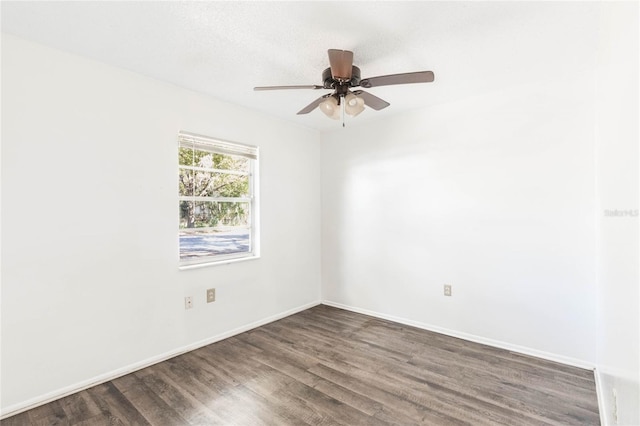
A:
[179,254,260,270]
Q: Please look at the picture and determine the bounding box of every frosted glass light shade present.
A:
[319,96,340,120]
[344,93,365,117]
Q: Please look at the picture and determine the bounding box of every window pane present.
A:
[179,147,249,172]
[211,153,249,172]
[179,170,249,198]
[195,171,249,198]
[179,201,251,260]
[178,147,195,166]
[180,228,250,259]
[179,201,250,229]
[179,169,193,196]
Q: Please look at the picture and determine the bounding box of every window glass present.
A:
[178,132,258,266]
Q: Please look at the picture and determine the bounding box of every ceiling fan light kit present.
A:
[344,93,365,117]
[254,49,434,125]
[318,92,365,121]
[319,96,340,120]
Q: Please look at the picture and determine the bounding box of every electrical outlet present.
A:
[185,296,193,309]
[207,288,216,303]
[444,284,452,297]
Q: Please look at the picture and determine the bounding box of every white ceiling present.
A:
[1,1,601,131]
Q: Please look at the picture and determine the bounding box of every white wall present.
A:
[321,69,598,366]
[595,3,639,425]
[322,3,639,422]
[1,34,321,415]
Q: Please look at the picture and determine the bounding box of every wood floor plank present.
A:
[239,329,423,425]
[134,367,225,425]
[307,361,470,425]
[85,382,151,425]
[150,358,241,423]
[58,391,102,423]
[1,305,600,425]
[112,373,191,425]
[72,413,128,426]
[25,399,69,426]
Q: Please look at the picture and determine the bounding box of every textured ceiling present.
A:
[1,1,601,131]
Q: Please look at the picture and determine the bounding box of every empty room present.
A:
[1,1,638,425]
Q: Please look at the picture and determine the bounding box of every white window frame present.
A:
[178,131,259,268]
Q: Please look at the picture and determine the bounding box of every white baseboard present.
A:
[0,300,321,420]
[322,300,596,370]
[594,368,609,426]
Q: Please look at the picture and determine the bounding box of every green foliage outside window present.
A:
[179,147,250,229]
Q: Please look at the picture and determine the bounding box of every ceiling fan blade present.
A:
[328,49,354,81]
[297,94,333,115]
[254,85,324,91]
[359,71,434,88]
[352,90,390,110]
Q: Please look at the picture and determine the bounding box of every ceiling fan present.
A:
[254,49,435,122]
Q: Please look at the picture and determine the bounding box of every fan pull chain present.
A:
[341,96,346,128]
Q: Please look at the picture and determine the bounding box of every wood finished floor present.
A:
[2,305,599,425]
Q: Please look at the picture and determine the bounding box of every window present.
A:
[178,131,258,267]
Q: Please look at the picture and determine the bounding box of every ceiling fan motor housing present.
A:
[322,66,361,89]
